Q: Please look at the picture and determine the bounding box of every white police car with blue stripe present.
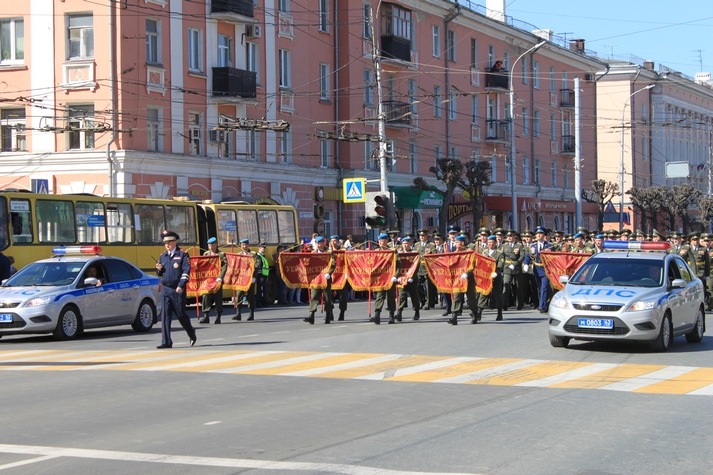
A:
[548,241,705,352]
[0,247,161,341]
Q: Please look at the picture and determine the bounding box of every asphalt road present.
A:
[1,301,712,475]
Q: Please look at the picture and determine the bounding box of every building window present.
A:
[364,141,376,170]
[490,155,497,182]
[446,30,456,62]
[448,90,457,120]
[503,51,510,71]
[218,34,231,67]
[386,139,396,172]
[278,0,290,13]
[470,38,478,68]
[147,107,161,152]
[432,25,440,57]
[534,159,540,185]
[522,108,529,136]
[408,79,417,114]
[146,19,160,64]
[319,63,330,100]
[188,112,201,156]
[533,110,541,137]
[364,69,373,105]
[521,57,528,84]
[0,18,24,64]
[68,14,93,59]
[363,4,372,39]
[642,135,648,161]
[279,130,291,164]
[433,85,441,118]
[188,28,203,73]
[247,129,259,161]
[382,4,411,40]
[471,95,479,123]
[434,144,442,162]
[562,71,568,89]
[533,60,539,88]
[318,0,329,32]
[550,66,556,92]
[563,163,569,189]
[279,49,291,89]
[449,146,457,160]
[246,42,259,85]
[488,45,494,66]
[409,141,417,174]
[505,158,512,184]
[523,157,530,184]
[551,161,557,187]
[0,108,26,151]
[550,114,557,140]
[320,138,330,168]
[67,105,95,150]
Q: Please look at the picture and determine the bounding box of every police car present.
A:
[548,241,706,352]
[0,247,161,341]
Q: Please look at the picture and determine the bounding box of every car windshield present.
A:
[2,261,86,287]
[569,258,664,287]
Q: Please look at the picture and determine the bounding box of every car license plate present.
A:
[0,314,13,323]
[578,318,613,329]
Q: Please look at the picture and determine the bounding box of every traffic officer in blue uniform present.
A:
[523,227,553,314]
[155,230,197,349]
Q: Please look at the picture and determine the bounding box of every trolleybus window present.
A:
[134,204,164,243]
[277,210,296,244]
[237,210,259,244]
[258,210,278,244]
[9,198,32,244]
[107,202,133,243]
[166,205,196,243]
[36,200,75,243]
[0,198,8,249]
[217,209,238,244]
[76,201,106,243]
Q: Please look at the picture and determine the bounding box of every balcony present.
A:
[485,119,510,143]
[485,72,509,90]
[560,89,574,108]
[382,101,412,126]
[380,35,411,63]
[212,67,257,101]
[562,135,575,154]
[210,0,254,20]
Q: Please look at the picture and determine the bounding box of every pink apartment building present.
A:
[0,0,604,237]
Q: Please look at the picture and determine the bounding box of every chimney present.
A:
[643,61,655,70]
[486,0,506,22]
[569,39,585,54]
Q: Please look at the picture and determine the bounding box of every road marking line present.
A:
[600,366,698,392]
[482,360,595,386]
[282,354,403,377]
[435,359,543,384]
[688,382,713,395]
[633,367,713,394]
[356,357,477,380]
[0,444,480,475]
[0,454,60,470]
[204,421,221,426]
[313,355,447,380]
[215,352,342,374]
[137,351,284,372]
[515,363,619,387]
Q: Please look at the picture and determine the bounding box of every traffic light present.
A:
[365,192,389,230]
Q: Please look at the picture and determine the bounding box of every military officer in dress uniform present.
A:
[703,233,713,311]
[371,233,400,325]
[200,237,227,324]
[502,230,526,310]
[328,235,348,321]
[667,232,695,272]
[232,238,262,321]
[412,229,436,310]
[523,227,553,313]
[155,230,197,349]
[551,231,568,252]
[449,235,479,325]
[688,232,710,288]
[477,235,505,321]
[521,230,539,308]
[303,236,336,324]
[396,236,420,322]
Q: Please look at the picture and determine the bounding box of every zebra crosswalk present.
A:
[2,349,713,396]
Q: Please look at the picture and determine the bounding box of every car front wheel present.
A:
[53,307,81,340]
[549,333,570,348]
[650,313,672,352]
[132,300,156,332]
[685,307,705,343]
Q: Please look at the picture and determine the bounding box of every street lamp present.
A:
[619,83,655,230]
[510,41,546,230]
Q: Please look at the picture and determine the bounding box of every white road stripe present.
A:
[0,351,116,371]
[433,359,544,384]
[0,454,60,470]
[73,352,203,371]
[355,357,479,380]
[282,354,404,377]
[688,382,713,396]
[208,352,342,374]
[137,351,285,371]
[515,363,620,387]
[599,366,699,392]
[0,444,480,475]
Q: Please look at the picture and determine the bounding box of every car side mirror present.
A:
[559,275,569,285]
[83,277,99,287]
[670,278,686,289]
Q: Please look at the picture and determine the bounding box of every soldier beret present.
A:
[314,236,325,243]
[330,235,340,240]
[240,238,250,244]
[207,237,217,244]
[162,230,180,242]
[455,235,467,242]
[573,232,584,239]
[594,234,605,239]
[378,233,389,240]
[402,236,412,242]
[487,235,497,241]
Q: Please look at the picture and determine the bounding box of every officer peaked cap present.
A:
[162,230,180,242]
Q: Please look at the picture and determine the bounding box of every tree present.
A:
[698,196,713,228]
[626,186,658,231]
[454,160,492,236]
[668,184,702,232]
[582,179,619,230]
[415,158,463,236]
[653,186,676,232]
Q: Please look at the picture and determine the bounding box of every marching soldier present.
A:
[449,235,479,325]
[412,229,437,310]
[329,234,348,321]
[477,235,505,321]
[199,237,227,324]
[704,233,713,311]
[232,238,261,321]
[371,233,400,325]
[396,236,420,322]
[592,233,606,254]
[502,230,525,311]
[688,232,710,287]
[523,227,553,313]
[551,231,568,252]
[570,232,595,254]
[155,230,197,349]
[667,232,695,271]
[303,236,336,324]
[521,230,539,308]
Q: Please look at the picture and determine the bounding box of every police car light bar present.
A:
[601,241,670,251]
[52,246,103,255]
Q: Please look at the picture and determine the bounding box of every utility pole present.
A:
[574,77,582,229]
[368,6,388,196]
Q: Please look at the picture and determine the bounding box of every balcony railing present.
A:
[380,35,411,62]
[485,119,510,142]
[382,101,411,125]
[562,135,575,153]
[560,89,574,108]
[485,72,509,90]
[212,67,257,99]
[211,0,254,18]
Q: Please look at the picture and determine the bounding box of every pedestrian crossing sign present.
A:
[343,178,366,203]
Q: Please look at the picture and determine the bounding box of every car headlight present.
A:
[550,293,568,309]
[626,298,657,312]
[24,296,53,307]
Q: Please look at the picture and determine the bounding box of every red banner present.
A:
[278,252,333,289]
[423,251,476,293]
[186,255,221,298]
[344,250,396,292]
[473,254,497,296]
[540,251,591,290]
[223,253,256,292]
[397,252,420,287]
[331,250,348,291]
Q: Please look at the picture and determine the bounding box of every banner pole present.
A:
[193,246,200,317]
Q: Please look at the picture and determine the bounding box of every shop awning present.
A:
[390,186,444,209]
